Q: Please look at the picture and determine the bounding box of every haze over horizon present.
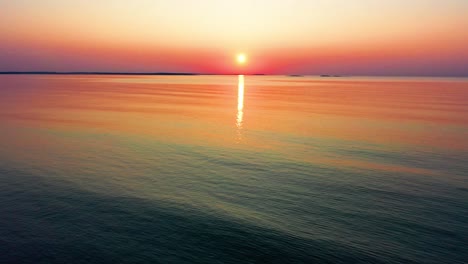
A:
[1,0,467,76]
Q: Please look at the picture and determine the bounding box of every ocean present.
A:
[0,75,467,263]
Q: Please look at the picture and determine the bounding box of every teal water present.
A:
[0,75,467,263]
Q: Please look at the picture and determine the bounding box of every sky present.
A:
[1,0,467,76]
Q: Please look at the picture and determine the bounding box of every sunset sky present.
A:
[1,0,467,76]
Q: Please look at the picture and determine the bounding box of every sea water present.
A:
[0,75,467,263]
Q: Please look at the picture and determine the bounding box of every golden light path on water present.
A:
[236,75,244,142]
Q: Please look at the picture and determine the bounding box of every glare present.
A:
[237,75,244,113]
[236,75,244,142]
[236,53,247,64]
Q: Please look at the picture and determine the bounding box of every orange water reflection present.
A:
[0,75,467,152]
[236,75,244,142]
[1,75,468,178]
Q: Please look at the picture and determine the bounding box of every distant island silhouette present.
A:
[0,71,199,75]
[0,72,280,76]
[320,74,342,77]
[288,74,303,77]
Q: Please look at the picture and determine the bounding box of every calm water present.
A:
[0,75,467,264]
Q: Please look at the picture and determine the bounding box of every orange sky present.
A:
[1,0,467,75]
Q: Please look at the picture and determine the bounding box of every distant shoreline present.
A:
[0,72,266,76]
[0,72,199,75]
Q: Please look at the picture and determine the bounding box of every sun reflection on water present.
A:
[236,75,244,142]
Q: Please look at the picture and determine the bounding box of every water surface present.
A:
[0,75,467,263]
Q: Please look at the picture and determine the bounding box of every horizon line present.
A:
[0,71,467,78]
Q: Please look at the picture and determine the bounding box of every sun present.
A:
[236,53,247,65]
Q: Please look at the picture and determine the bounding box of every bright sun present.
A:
[236,53,247,65]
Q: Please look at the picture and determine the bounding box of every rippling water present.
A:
[0,75,467,263]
